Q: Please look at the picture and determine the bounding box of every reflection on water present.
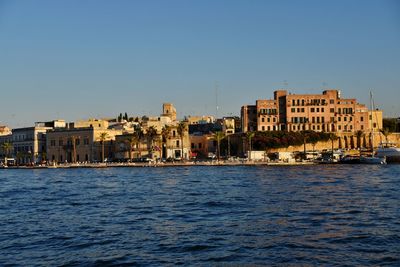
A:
[0,165,399,265]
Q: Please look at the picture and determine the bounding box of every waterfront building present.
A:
[114,104,191,161]
[46,120,122,163]
[241,89,382,134]
[11,120,66,164]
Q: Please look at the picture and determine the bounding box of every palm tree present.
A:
[177,121,187,160]
[161,125,171,159]
[125,135,136,162]
[355,130,364,149]
[213,131,225,162]
[1,142,12,157]
[146,126,158,158]
[99,132,109,162]
[301,131,308,160]
[71,136,79,163]
[133,127,144,159]
[1,142,12,165]
[246,131,255,160]
[328,133,338,158]
[379,128,390,144]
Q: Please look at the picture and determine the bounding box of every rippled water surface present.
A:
[1,165,399,266]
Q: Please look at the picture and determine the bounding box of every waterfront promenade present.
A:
[1,160,316,169]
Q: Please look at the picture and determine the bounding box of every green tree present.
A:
[124,135,136,162]
[213,131,225,162]
[146,126,158,158]
[328,133,338,158]
[99,132,109,162]
[161,125,171,159]
[177,121,187,160]
[133,127,144,158]
[1,142,12,158]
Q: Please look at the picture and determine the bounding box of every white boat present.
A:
[358,91,387,165]
[376,142,400,163]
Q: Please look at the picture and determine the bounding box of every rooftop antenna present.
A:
[215,81,219,119]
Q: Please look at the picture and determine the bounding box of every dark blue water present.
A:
[0,165,399,266]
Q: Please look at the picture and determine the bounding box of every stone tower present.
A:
[162,103,177,121]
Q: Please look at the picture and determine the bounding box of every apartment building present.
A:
[241,89,382,134]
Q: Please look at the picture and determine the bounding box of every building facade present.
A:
[241,89,381,134]
[46,121,122,163]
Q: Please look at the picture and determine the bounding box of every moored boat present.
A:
[376,142,400,163]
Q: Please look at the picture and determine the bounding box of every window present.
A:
[330,108,334,113]
[76,139,80,145]
[312,117,315,123]
[84,138,89,145]
[338,125,341,130]
[338,117,341,122]
[321,108,324,112]
[330,99,334,104]
[317,117,320,123]
[291,108,295,112]
[292,99,295,106]
[176,140,180,147]
[199,143,202,149]
[261,118,265,122]
[50,140,56,146]
[316,108,320,112]
[344,117,347,122]
[59,139,63,146]
[262,126,265,131]
[191,143,195,149]
[267,118,270,123]
[301,108,305,112]
[361,117,364,122]
[311,108,315,112]
[321,117,325,123]
[373,123,377,128]
[273,117,276,122]
[297,108,300,112]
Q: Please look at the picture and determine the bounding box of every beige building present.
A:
[114,104,191,161]
[187,115,215,125]
[12,120,66,164]
[46,120,122,163]
[162,103,177,121]
[241,89,380,134]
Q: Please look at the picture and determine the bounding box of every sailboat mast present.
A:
[370,91,374,154]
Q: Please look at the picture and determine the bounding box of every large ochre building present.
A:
[241,89,382,134]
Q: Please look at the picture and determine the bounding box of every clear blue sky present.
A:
[0,0,399,128]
